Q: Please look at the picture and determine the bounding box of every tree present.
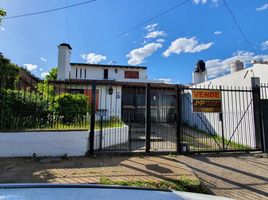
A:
[45,67,57,81]
[0,53,20,89]
[0,9,6,24]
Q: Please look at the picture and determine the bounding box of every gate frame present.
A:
[87,81,265,155]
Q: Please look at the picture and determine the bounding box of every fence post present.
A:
[251,77,264,150]
[145,83,151,153]
[89,81,96,155]
[219,86,225,150]
[176,85,182,154]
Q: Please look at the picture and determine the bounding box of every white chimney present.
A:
[192,60,208,84]
[231,60,244,73]
[57,43,72,80]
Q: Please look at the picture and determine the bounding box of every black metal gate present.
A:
[93,83,263,154]
[180,86,262,153]
[120,84,177,152]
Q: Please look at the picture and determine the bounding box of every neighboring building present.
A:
[19,68,41,90]
[192,60,268,88]
[187,60,268,149]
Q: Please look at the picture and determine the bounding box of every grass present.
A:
[1,119,125,132]
[99,177,208,193]
[183,124,250,150]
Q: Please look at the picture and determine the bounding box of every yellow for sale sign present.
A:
[192,90,222,113]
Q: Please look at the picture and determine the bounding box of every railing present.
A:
[0,77,265,154]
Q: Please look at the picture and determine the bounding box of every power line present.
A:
[3,0,96,20]
[222,0,257,55]
[104,0,191,43]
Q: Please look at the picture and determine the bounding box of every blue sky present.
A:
[1,0,268,84]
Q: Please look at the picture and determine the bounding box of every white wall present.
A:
[184,63,268,148]
[198,63,268,88]
[57,46,71,80]
[94,126,129,150]
[97,85,122,120]
[70,65,147,81]
[0,126,129,157]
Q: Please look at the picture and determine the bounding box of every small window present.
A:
[84,69,86,79]
[104,69,108,79]
[76,68,78,78]
[80,68,82,78]
[125,71,139,79]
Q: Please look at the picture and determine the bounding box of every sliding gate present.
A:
[180,86,263,153]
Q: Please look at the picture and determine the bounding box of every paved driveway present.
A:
[169,153,268,200]
[0,153,267,199]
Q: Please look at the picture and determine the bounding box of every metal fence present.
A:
[260,83,268,152]
[0,77,265,154]
[180,86,262,153]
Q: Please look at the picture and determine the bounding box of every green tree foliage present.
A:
[45,67,57,81]
[0,9,6,24]
[37,81,55,98]
[52,93,89,123]
[0,89,48,130]
[0,53,20,89]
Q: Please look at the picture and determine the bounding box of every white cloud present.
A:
[108,60,117,65]
[40,57,47,62]
[127,42,162,65]
[214,31,222,35]
[193,0,219,5]
[0,27,5,31]
[145,30,166,39]
[193,0,207,4]
[206,51,268,78]
[163,37,213,57]
[156,38,165,43]
[23,64,37,71]
[144,23,158,32]
[41,72,49,78]
[39,68,43,71]
[256,4,268,11]
[158,78,172,83]
[261,40,268,50]
[81,53,107,64]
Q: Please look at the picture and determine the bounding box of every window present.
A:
[104,69,108,79]
[76,68,78,78]
[80,68,82,78]
[125,71,139,79]
[84,69,86,79]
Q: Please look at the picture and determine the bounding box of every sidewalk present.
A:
[0,153,267,199]
[0,156,197,184]
[169,153,268,200]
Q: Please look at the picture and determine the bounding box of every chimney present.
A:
[57,43,72,80]
[231,60,244,73]
[192,60,208,84]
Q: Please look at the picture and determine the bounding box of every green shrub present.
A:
[51,93,89,123]
[0,89,48,130]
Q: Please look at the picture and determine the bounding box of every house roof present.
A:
[19,68,41,82]
[70,63,147,70]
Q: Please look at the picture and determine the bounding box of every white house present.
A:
[56,43,163,120]
[57,43,162,83]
